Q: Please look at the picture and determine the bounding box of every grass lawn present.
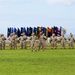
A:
[0,48,75,75]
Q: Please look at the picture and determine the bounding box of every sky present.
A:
[0,0,75,36]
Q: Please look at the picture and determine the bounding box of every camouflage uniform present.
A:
[60,35,66,49]
[12,33,16,49]
[30,33,37,51]
[8,34,13,49]
[0,34,2,50]
[23,34,27,49]
[50,34,57,49]
[14,34,18,49]
[19,34,24,49]
[42,34,47,49]
[1,34,6,49]
[38,32,47,50]
[68,33,74,49]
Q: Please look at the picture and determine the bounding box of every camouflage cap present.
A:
[70,33,73,36]
[32,32,35,35]
[21,33,25,36]
[52,34,55,36]
[10,33,13,36]
[12,32,15,35]
[1,34,4,36]
[61,34,64,35]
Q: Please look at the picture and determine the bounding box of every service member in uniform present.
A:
[50,34,57,49]
[1,34,6,49]
[12,33,16,49]
[38,32,47,51]
[42,33,47,49]
[60,34,66,49]
[23,33,27,49]
[14,34,18,49]
[0,34,2,50]
[30,33,37,52]
[68,33,74,49]
[8,33,13,49]
[19,33,24,49]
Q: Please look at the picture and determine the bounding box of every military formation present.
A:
[0,32,75,51]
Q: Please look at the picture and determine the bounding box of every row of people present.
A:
[30,32,75,51]
[50,33,74,49]
[0,33,75,51]
[8,32,47,51]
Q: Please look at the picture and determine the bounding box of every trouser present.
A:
[31,41,36,51]
[0,43,2,50]
[12,41,15,49]
[69,42,74,48]
[23,41,27,49]
[61,42,66,48]
[2,41,5,49]
[43,40,47,49]
[9,42,13,49]
[38,41,44,50]
[20,41,23,49]
[51,42,57,49]
[14,42,17,49]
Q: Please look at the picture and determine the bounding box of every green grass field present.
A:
[0,48,75,75]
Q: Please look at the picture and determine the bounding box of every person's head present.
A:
[10,33,13,37]
[52,34,55,37]
[70,33,73,37]
[0,34,1,37]
[32,32,35,36]
[21,33,25,36]
[12,32,15,36]
[22,33,25,36]
[1,34,4,37]
[21,34,23,36]
[62,34,64,37]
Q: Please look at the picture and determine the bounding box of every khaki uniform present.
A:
[19,36,24,49]
[30,35,37,51]
[2,36,6,49]
[12,35,15,49]
[42,34,47,49]
[9,35,13,49]
[68,35,74,49]
[60,36,66,49]
[23,35,27,49]
[0,35,2,50]
[38,34,47,50]
[14,35,18,49]
[50,35,57,49]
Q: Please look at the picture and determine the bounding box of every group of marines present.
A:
[0,32,75,51]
